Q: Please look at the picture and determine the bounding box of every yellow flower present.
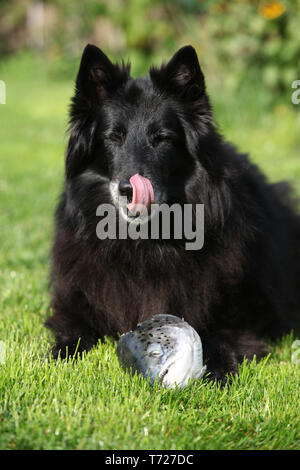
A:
[259,2,286,20]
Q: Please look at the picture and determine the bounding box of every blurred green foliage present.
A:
[0,1,299,95]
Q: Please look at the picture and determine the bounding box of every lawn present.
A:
[0,54,299,450]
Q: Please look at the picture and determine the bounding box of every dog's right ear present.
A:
[66,46,130,178]
[75,44,130,104]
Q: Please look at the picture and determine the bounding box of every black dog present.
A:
[46,44,300,382]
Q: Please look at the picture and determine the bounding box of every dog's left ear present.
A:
[150,46,205,102]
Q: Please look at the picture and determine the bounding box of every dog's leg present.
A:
[45,289,101,360]
[202,329,269,385]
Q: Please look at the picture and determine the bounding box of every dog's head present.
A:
[66,45,221,226]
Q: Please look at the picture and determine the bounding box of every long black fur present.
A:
[46,44,300,382]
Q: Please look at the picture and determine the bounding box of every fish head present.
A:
[117,314,206,388]
[152,325,205,388]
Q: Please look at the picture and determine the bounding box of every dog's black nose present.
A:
[118,180,133,200]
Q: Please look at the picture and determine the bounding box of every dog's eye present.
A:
[106,127,127,145]
[150,133,173,147]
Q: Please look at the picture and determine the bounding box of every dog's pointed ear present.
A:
[75,44,130,104]
[150,45,205,102]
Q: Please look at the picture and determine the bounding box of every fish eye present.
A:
[147,343,163,358]
[149,350,161,357]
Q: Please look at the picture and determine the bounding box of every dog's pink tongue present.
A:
[127,174,154,213]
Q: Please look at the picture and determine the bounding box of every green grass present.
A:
[0,54,300,450]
